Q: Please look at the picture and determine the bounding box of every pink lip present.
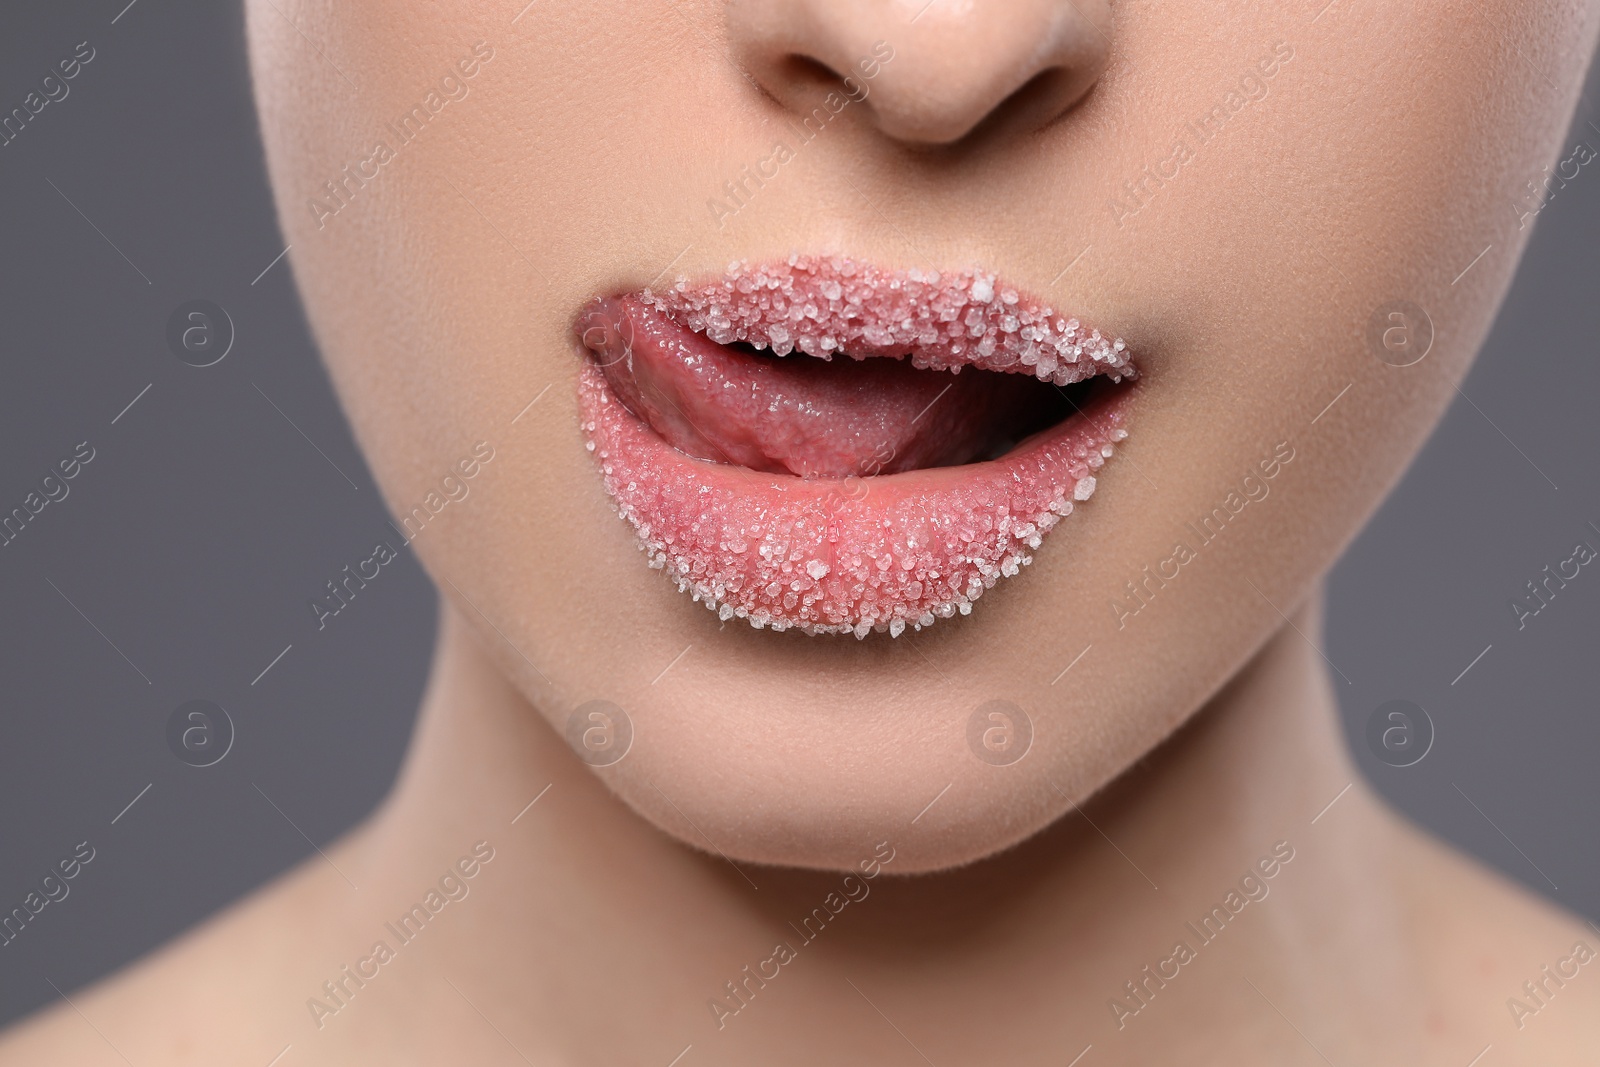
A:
[574,255,1135,637]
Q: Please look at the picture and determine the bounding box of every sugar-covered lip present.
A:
[633,256,1135,383]
[573,256,1137,637]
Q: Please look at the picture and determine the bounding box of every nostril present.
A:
[980,63,1102,140]
[776,53,849,95]
[764,48,892,111]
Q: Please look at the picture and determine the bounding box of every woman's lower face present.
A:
[247,0,1595,871]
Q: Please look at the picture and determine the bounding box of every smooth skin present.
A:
[4,1,1599,1063]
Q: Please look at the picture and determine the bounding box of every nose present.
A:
[726,0,1114,146]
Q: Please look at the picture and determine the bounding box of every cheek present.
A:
[1081,0,1580,606]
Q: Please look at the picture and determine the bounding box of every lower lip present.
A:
[576,361,1132,638]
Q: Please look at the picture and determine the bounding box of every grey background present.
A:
[1,0,1596,1028]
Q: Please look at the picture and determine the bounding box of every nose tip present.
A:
[728,0,1114,146]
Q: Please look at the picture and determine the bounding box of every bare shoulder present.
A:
[0,852,346,1067]
[1389,817,1600,1066]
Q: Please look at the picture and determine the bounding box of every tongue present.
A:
[576,297,1053,478]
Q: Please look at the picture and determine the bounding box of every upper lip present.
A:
[620,254,1136,387]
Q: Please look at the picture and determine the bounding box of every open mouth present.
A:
[574,255,1136,637]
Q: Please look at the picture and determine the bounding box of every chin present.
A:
[607,751,1064,875]
[548,654,1117,874]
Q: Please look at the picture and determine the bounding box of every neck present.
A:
[346,591,1416,1062]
